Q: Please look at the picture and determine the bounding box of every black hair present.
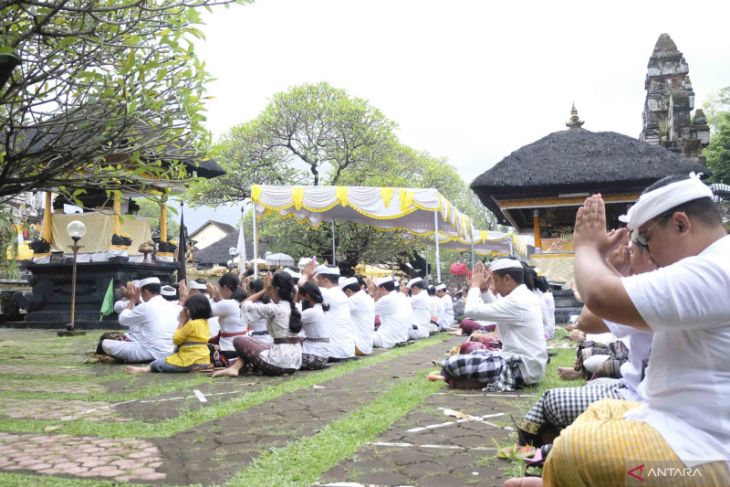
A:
[535,275,550,293]
[272,272,302,333]
[142,283,161,295]
[493,267,524,285]
[218,272,240,293]
[379,281,396,292]
[521,263,537,291]
[411,281,427,290]
[342,282,361,294]
[318,273,339,285]
[427,285,436,296]
[250,278,271,304]
[185,294,212,320]
[299,281,330,311]
[642,174,722,227]
[231,288,247,303]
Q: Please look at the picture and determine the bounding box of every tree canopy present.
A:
[704,86,730,184]
[0,0,248,204]
[191,82,499,273]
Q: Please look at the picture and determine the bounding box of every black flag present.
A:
[177,201,188,282]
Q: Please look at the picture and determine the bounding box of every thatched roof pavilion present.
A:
[470,106,706,281]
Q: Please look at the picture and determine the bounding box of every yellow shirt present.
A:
[165,319,210,367]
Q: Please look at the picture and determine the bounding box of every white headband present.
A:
[339,277,358,288]
[160,285,177,297]
[435,284,447,291]
[138,277,160,287]
[406,277,424,288]
[314,264,340,276]
[620,173,713,230]
[490,258,523,272]
[189,280,208,291]
[375,277,394,287]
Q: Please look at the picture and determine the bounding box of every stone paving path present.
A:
[0,432,166,482]
[316,390,534,487]
[153,337,464,485]
[0,327,547,486]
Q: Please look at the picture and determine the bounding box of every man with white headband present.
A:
[340,276,374,355]
[368,276,411,348]
[435,283,455,330]
[100,277,178,363]
[406,277,431,340]
[533,174,730,486]
[303,263,355,361]
[431,258,547,391]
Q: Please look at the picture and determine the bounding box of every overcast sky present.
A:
[179,0,730,231]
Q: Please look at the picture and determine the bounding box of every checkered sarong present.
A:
[440,350,524,392]
[520,377,625,434]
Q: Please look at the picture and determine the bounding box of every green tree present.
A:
[0,0,248,204]
[136,198,180,240]
[704,87,730,184]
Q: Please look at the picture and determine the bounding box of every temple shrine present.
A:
[471,34,707,282]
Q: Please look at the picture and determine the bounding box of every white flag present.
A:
[236,220,247,272]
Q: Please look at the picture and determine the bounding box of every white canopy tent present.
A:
[249,185,473,281]
[437,229,530,258]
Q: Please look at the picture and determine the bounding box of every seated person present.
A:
[213,272,302,377]
[187,278,220,337]
[245,278,273,344]
[406,278,432,340]
[100,277,178,363]
[298,281,330,370]
[125,294,212,374]
[368,276,412,348]
[341,277,375,356]
[435,283,455,329]
[430,259,547,391]
[197,272,247,360]
[512,176,730,486]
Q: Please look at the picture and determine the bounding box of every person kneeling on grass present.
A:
[126,294,212,374]
[429,258,547,391]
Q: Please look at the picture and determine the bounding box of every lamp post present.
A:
[59,220,87,337]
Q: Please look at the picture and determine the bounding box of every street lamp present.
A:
[59,220,87,336]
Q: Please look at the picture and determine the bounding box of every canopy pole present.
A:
[470,224,475,270]
[331,220,336,266]
[434,211,441,283]
[238,205,246,273]
[252,205,258,275]
[509,237,514,257]
[41,191,53,244]
[159,194,168,243]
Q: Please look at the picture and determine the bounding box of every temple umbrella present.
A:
[265,252,295,268]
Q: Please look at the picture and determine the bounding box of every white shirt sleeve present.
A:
[114,299,129,315]
[622,256,730,330]
[119,302,147,328]
[464,287,518,323]
[211,299,237,319]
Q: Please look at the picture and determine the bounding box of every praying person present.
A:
[406,277,432,339]
[125,294,212,374]
[100,277,179,363]
[368,276,412,348]
[201,273,247,360]
[245,278,273,344]
[435,283,455,329]
[341,277,375,356]
[304,264,356,361]
[298,281,330,370]
[513,174,730,486]
[430,259,547,391]
[187,278,220,337]
[213,272,302,377]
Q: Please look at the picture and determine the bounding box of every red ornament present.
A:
[449,262,468,276]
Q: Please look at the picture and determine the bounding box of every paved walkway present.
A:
[0,329,528,485]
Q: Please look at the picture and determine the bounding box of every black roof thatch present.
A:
[470,128,706,226]
[194,230,266,267]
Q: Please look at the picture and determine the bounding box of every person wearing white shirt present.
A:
[368,277,411,348]
[406,278,431,340]
[187,279,220,338]
[213,272,302,377]
[202,273,248,360]
[245,278,273,344]
[531,175,730,487]
[304,264,355,361]
[430,259,547,391]
[435,284,455,330]
[341,277,375,356]
[427,285,447,330]
[298,281,330,370]
[516,236,655,448]
[101,277,179,363]
[535,276,556,339]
